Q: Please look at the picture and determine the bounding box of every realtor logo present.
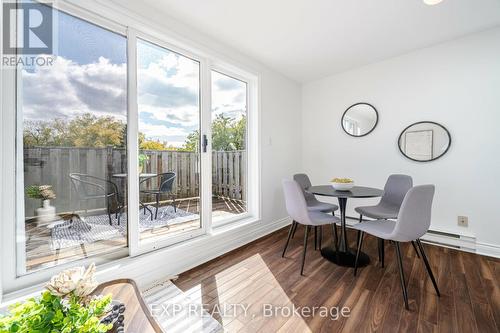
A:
[3,1,53,55]
[2,1,55,67]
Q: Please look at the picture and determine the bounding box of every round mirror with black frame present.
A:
[341,103,379,137]
[398,121,451,162]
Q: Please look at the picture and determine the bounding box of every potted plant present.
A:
[0,263,119,333]
[138,154,149,174]
[26,185,57,222]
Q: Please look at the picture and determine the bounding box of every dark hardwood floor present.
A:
[175,224,500,333]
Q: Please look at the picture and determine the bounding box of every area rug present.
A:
[50,206,199,250]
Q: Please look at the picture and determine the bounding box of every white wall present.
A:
[302,27,500,250]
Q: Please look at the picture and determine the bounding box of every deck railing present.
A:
[23,147,246,216]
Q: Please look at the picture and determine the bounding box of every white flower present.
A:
[74,263,98,297]
[45,263,98,298]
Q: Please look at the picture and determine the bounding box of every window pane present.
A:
[20,8,128,273]
[137,39,201,241]
[211,71,248,224]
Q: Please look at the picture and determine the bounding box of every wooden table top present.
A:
[93,279,163,333]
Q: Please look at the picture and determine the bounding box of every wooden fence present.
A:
[23,147,246,216]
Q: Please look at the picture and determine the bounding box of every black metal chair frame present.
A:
[354,234,440,310]
[69,173,124,225]
[139,172,177,220]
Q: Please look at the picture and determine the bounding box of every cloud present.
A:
[214,76,243,91]
[139,105,199,127]
[22,56,127,121]
[137,51,199,108]
[139,121,190,138]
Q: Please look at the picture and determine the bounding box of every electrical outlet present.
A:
[457,216,468,227]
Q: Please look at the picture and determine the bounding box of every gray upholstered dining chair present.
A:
[293,173,339,250]
[355,174,414,266]
[282,179,341,275]
[352,185,440,310]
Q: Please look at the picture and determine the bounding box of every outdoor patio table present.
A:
[308,185,384,267]
[112,173,157,217]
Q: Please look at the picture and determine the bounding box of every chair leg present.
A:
[416,239,440,297]
[155,193,160,220]
[172,195,177,213]
[106,197,112,225]
[411,241,420,258]
[291,221,298,239]
[378,238,385,267]
[395,242,409,310]
[319,226,322,250]
[381,239,385,267]
[301,226,310,276]
[314,226,318,250]
[378,238,382,263]
[282,221,295,258]
[354,231,364,276]
[356,215,363,248]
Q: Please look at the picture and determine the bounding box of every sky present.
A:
[22,8,247,148]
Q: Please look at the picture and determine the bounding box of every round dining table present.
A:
[308,185,384,267]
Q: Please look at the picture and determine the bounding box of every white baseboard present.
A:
[472,242,500,259]
[346,215,500,259]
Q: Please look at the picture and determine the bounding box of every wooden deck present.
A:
[175,226,500,333]
[25,197,246,272]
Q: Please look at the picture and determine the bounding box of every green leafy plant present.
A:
[0,264,112,333]
[138,154,149,168]
[26,185,56,200]
[0,292,112,333]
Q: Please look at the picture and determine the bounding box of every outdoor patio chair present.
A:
[140,172,177,220]
[69,173,124,225]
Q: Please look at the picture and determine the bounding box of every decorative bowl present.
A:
[330,180,354,191]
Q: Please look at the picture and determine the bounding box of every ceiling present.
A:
[126,0,500,82]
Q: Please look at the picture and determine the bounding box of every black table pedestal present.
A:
[320,247,370,267]
[320,196,371,267]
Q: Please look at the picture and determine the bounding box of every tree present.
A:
[181,130,200,152]
[23,113,247,152]
[140,140,169,150]
[180,115,246,152]
[68,114,125,147]
[24,119,72,147]
[23,113,126,148]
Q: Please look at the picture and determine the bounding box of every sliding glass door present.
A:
[18,6,128,274]
[136,38,202,243]
[6,2,258,288]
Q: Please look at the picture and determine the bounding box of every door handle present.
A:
[202,134,208,153]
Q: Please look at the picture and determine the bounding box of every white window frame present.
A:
[130,30,210,256]
[209,66,259,228]
[0,0,261,295]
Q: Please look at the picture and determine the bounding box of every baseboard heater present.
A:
[345,216,477,253]
[421,229,476,253]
